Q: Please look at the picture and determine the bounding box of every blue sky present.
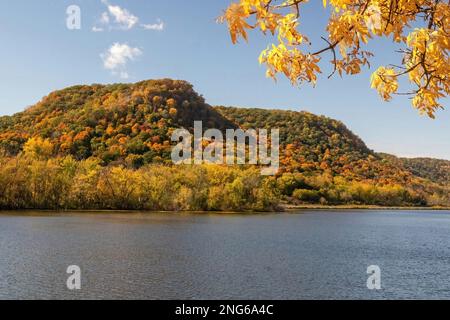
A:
[0,0,448,159]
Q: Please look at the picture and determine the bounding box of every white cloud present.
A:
[93,1,164,32]
[141,20,165,31]
[101,43,142,79]
[101,0,138,30]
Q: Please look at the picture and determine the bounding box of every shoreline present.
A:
[1,205,450,215]
[283,204,450,211]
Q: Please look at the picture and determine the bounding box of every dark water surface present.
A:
[0,210,449,299]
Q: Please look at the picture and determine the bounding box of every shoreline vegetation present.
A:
[1,80,449,212]
[0,156,447,212]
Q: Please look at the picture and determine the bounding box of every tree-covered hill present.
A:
[0,79,237,164]
[379,154,450,187]
[400,158,450,186]
[0,79,449,210]
[215,106,371,162]
[215,106,411,184]
[0,79,378,174]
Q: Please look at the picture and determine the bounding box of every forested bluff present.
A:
[0,79,449,211]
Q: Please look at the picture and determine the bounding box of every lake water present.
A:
[0,210,449,300]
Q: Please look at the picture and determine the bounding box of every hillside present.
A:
[0,79,371,169]
[379,154,450,186]
[0,79,449,210]
[0,79,237,163]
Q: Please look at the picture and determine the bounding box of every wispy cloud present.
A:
[100,11,110,24]
[101,43,142,79]
[141,19,165,31]
[92,11,110,32]
[93,0,164,32]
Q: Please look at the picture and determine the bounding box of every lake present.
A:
[0,210,449,300]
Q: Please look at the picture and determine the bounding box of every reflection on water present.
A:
[0,210,450,299]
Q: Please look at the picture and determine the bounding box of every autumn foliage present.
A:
[0,79,449,210]
[220,0,449,117]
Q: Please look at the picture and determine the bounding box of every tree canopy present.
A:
[220,0,449,118]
